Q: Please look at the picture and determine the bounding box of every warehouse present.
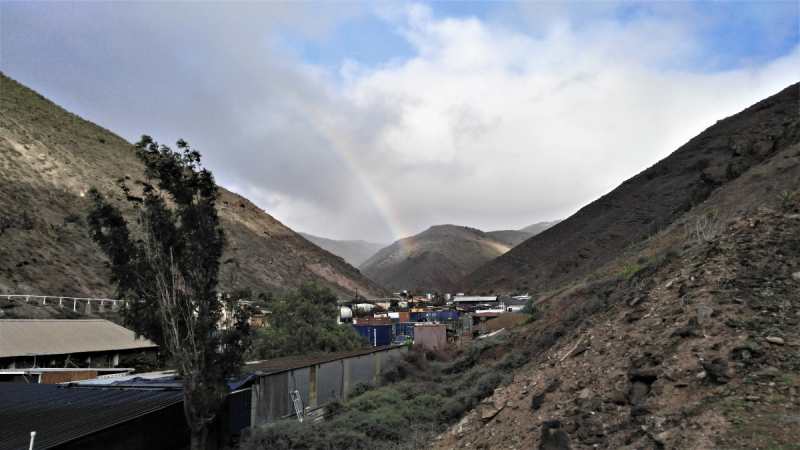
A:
[0,319,158,370]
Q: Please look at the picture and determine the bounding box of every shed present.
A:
[413,323,446,351]
[0,320,158,370]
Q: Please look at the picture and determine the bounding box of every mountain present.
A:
[0,73,390,301]
[298,233,387,268]
[430,201,800,449]
[518,220,562,235]
[359,225,523,293]
[485,230,533,247]
[460,83,800,294]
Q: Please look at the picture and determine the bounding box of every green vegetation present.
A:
[241,331,527,450]
[247,282,368,360]
[614,264,641,278]
[778,189,798,206]
[86,136,251,450]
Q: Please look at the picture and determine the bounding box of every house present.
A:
[0,319,158,370]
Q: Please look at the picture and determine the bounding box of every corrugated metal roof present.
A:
[0,320,157,358]
[0,383,183,450]
[244,345,399,375]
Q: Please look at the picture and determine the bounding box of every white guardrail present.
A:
[0,294,122,312]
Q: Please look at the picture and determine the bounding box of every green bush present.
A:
[347,381,375,399]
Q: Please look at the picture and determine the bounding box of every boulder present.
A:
[479,398,505,421]
[696,303,714,325]
[539,420,572,450]
[701,358,734,383]
[766,337,785,345]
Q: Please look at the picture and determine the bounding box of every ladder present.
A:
[291,390,304,422]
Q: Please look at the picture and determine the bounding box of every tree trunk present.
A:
[189,424,208,450]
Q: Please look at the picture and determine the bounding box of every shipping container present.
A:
[353,317,392,326]
[395,322,416,340]
[440,311,459,322]
[409,312,422,322]
[413,323,447,351]
[398,312,410,322]
[353,324,393,347]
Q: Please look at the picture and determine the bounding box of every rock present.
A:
[612,392,628,405]
[479,398,505,420]
[627,367,659,383]
[678,283,689,297]
[793,272,800,281]
[696,303,714,325]
[630,404,653,417]
[628,296,643,307]
[625,310,646,323]
[652,430,673,445]
[629,381,650,405]
[702,358,734,383]
[696,371,707,380]
[766,337,785,345]
[578,388,593,400]
[539,420,573,450]
[569,339,590,358]
[531,392,547,410]
[546,377,563,393]
[452,415,473,438]
[741,349,752,359]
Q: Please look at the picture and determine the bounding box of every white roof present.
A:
[0,319,157,358]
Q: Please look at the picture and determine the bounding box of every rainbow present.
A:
[290,97,412,247]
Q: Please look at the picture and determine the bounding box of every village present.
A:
[0,292,533,450]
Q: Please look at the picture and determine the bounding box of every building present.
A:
[0,319,158,370]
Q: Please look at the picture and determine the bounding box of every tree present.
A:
[86,136,251,450]
[248,283,367,359]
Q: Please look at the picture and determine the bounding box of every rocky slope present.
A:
[460,83,800,295]
[298,233,387,268]
[360,225,523,293]
[430,201,800,450]
[0,73,390,304]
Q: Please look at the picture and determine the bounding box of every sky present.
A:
[1,1,798,243]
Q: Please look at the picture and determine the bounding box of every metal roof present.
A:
[0,320,157,358]
[0,383,183,450]
[243,345,400,375]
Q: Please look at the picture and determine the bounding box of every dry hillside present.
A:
[360,225,524,293]
[0,73,389,306]
[430,200,800,450]
[461,83,800,295]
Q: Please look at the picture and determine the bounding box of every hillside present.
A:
[298,233,387,268]
[359,225,521,293]
[518,220,562,235]
[0,73,390,304]
[431,200,800,449]
[461,83,800,295]
[485,230,533,248]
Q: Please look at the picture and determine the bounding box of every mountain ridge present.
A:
[0,73,390,301]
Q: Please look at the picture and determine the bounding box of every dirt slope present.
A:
[360,225,521,293]
[460,83,800,295]
[298,233,387,268]
[430,202,800,450]
[0,73,389,303]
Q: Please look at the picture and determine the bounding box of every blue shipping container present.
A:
[353,325,393,347]
[409,312,422,322]
[441,311,458,322]
[424,311,442,322]
[395,322,416,340]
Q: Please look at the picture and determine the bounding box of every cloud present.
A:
[2,1,797,243]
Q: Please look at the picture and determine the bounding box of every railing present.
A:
[0,294,122,312]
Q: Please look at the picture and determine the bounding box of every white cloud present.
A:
[3,2,797,242]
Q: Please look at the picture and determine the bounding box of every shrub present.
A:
[347,381,375,399]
